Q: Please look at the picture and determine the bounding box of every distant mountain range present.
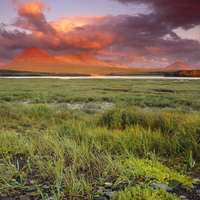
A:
[0,48,198,74]
[165,61,196,70]
[55,53,102,65]
[0,47,128,74]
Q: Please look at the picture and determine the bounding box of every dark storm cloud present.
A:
[74,26,86,31]
[113,0,200,29]
[99,14,200,67]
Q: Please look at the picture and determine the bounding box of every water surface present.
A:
[1,76,200,80]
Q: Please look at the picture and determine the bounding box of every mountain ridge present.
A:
[6,47,128,68]
[0,47,129,74]
[165,61,196,70]
[55,53,103,65]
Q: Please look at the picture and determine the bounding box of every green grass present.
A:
[0,78,200,199]
[0,79,200,110]
[112,185,180,200]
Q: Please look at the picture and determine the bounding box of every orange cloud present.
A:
[162,58,168,61]
[92,50,116,56]
[50,15,111,32]
[11,0,53,33]
[11,0,49,17]
[47,15,120,50]
[65,32,116,49]
[19,2,45,15]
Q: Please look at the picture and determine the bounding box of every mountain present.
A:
[55,53,101,65]
[105,61,129,69]
[165,61,196,70]
[55,53,129,68]
[55,53,91,63]
[0,47,130,74]
[12,47,58,63]
[0,62,4,67]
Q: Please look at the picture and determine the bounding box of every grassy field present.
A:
[1,78,200,109]
[0,78,200,199]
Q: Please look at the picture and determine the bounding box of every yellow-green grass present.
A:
[1,78,200,199]
[0,103,199,199]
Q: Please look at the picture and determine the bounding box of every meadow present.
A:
[0,78,200,200]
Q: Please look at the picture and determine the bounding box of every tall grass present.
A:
[1,77,200,198]
[0,104,199,198]
[99,107,200,161]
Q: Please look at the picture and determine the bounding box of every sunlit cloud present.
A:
[10,0,54,33]
[162,58,167,62]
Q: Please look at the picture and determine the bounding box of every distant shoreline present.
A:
[1,76,200,80]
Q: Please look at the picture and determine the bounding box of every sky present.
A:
[0,0,200,68]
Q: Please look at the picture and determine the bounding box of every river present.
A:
[1,76,200,80]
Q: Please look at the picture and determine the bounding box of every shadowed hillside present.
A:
[165,70,200,77]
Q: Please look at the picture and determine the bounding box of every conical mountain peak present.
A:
[12,47,57,63]
[166,61,196,70]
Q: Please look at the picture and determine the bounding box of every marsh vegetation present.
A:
[0,79,200,199]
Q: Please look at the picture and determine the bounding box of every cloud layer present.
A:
[113,0,200,29]
[0,0,200,68]
[11,0,54,33]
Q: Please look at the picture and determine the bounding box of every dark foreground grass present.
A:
[0,78,200,199]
